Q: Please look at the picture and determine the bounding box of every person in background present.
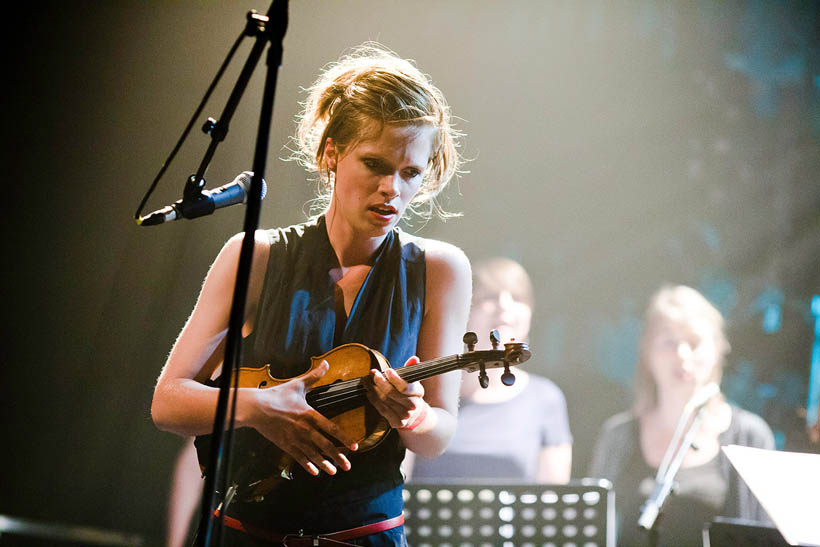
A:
[589,285,775,546]
[810,407,820,445]
[407,257,572,483]
[165,439,201,547]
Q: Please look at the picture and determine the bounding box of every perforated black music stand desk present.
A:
[402,479,614,547]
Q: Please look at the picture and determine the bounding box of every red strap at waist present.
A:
[216,511,404,545]
[321,514,404,541]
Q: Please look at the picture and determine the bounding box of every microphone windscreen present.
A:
[238,171,267,201]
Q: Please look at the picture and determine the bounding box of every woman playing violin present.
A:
[151,44,472,545]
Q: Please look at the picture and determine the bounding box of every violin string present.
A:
[308,363,458,410]
[308,358,508,411]
[305,349,521,411]
[309,360,461,410]
[308,355,457,399]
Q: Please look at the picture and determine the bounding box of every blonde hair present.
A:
[633,285,730,415]
[472,257,534,309]
[292,43,463,220]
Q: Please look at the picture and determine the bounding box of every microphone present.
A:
[138,171,266,226]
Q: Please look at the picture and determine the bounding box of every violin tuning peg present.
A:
[489,329,501,350]
[501,363,516,386]
[478,361,489,389]
[463,331,478,352]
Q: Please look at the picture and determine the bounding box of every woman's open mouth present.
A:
[368,205,398,222]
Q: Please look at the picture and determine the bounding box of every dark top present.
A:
[234,216,426,535]
[588,406,775,547]
[411,374,572,482]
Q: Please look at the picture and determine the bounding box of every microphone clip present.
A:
[179,175,215,220]
[183,174,207,201]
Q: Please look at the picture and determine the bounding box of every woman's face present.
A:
[324,124,433,238]
[468,288,532,346]
[645,315,720,397]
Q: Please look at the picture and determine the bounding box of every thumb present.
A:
[301,360,330,387]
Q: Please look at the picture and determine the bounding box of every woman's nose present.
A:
[378,173,400,198]
[677,342,694,361]
[498,291,515,311]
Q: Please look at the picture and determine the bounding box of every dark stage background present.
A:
[4,1,819,544]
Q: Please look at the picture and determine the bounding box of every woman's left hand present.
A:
[365,356,430,430]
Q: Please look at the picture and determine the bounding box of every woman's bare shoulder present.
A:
[416,237,471,282]
[217,230,272,266]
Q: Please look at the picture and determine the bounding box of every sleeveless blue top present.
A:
[235,215,426,534]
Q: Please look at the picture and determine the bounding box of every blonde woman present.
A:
[589,285,774,546]
[151,44,471,545]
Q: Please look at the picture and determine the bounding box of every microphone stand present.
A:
[185,3,288,546]
[637,404,709,547]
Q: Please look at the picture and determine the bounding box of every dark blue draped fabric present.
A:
[234,215,425,539]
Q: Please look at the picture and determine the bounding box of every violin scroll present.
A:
[461,331,531,388]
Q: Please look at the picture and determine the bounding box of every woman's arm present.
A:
[536,444,572,484]
[166,439,201,547]
[536,381,573,483]
[365,240,472,458]
[151,231,356,476]
[151,232,266,434]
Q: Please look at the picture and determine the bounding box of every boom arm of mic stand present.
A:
[655,405,694,482]
[195,2,288,547]
[638,406,708,533]
[189,9,278,191]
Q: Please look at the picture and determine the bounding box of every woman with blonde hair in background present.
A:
[589,285,774,546]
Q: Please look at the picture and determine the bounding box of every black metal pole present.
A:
[195,2,288,546]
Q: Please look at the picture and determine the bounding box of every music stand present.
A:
[722,445,820,546]
[402,479,614,547]
[703,516,788,547]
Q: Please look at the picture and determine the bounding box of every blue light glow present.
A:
[753,287,783,334]
[807,296,820,427]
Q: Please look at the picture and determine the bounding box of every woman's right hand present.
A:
[243,361,359,476]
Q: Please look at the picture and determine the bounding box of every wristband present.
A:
[400,403,429,431]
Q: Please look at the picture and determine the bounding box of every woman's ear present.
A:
[323,137,338,172]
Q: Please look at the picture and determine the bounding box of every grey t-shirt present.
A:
[411,374,572,482]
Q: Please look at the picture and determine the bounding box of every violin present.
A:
[194,331,530,502]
